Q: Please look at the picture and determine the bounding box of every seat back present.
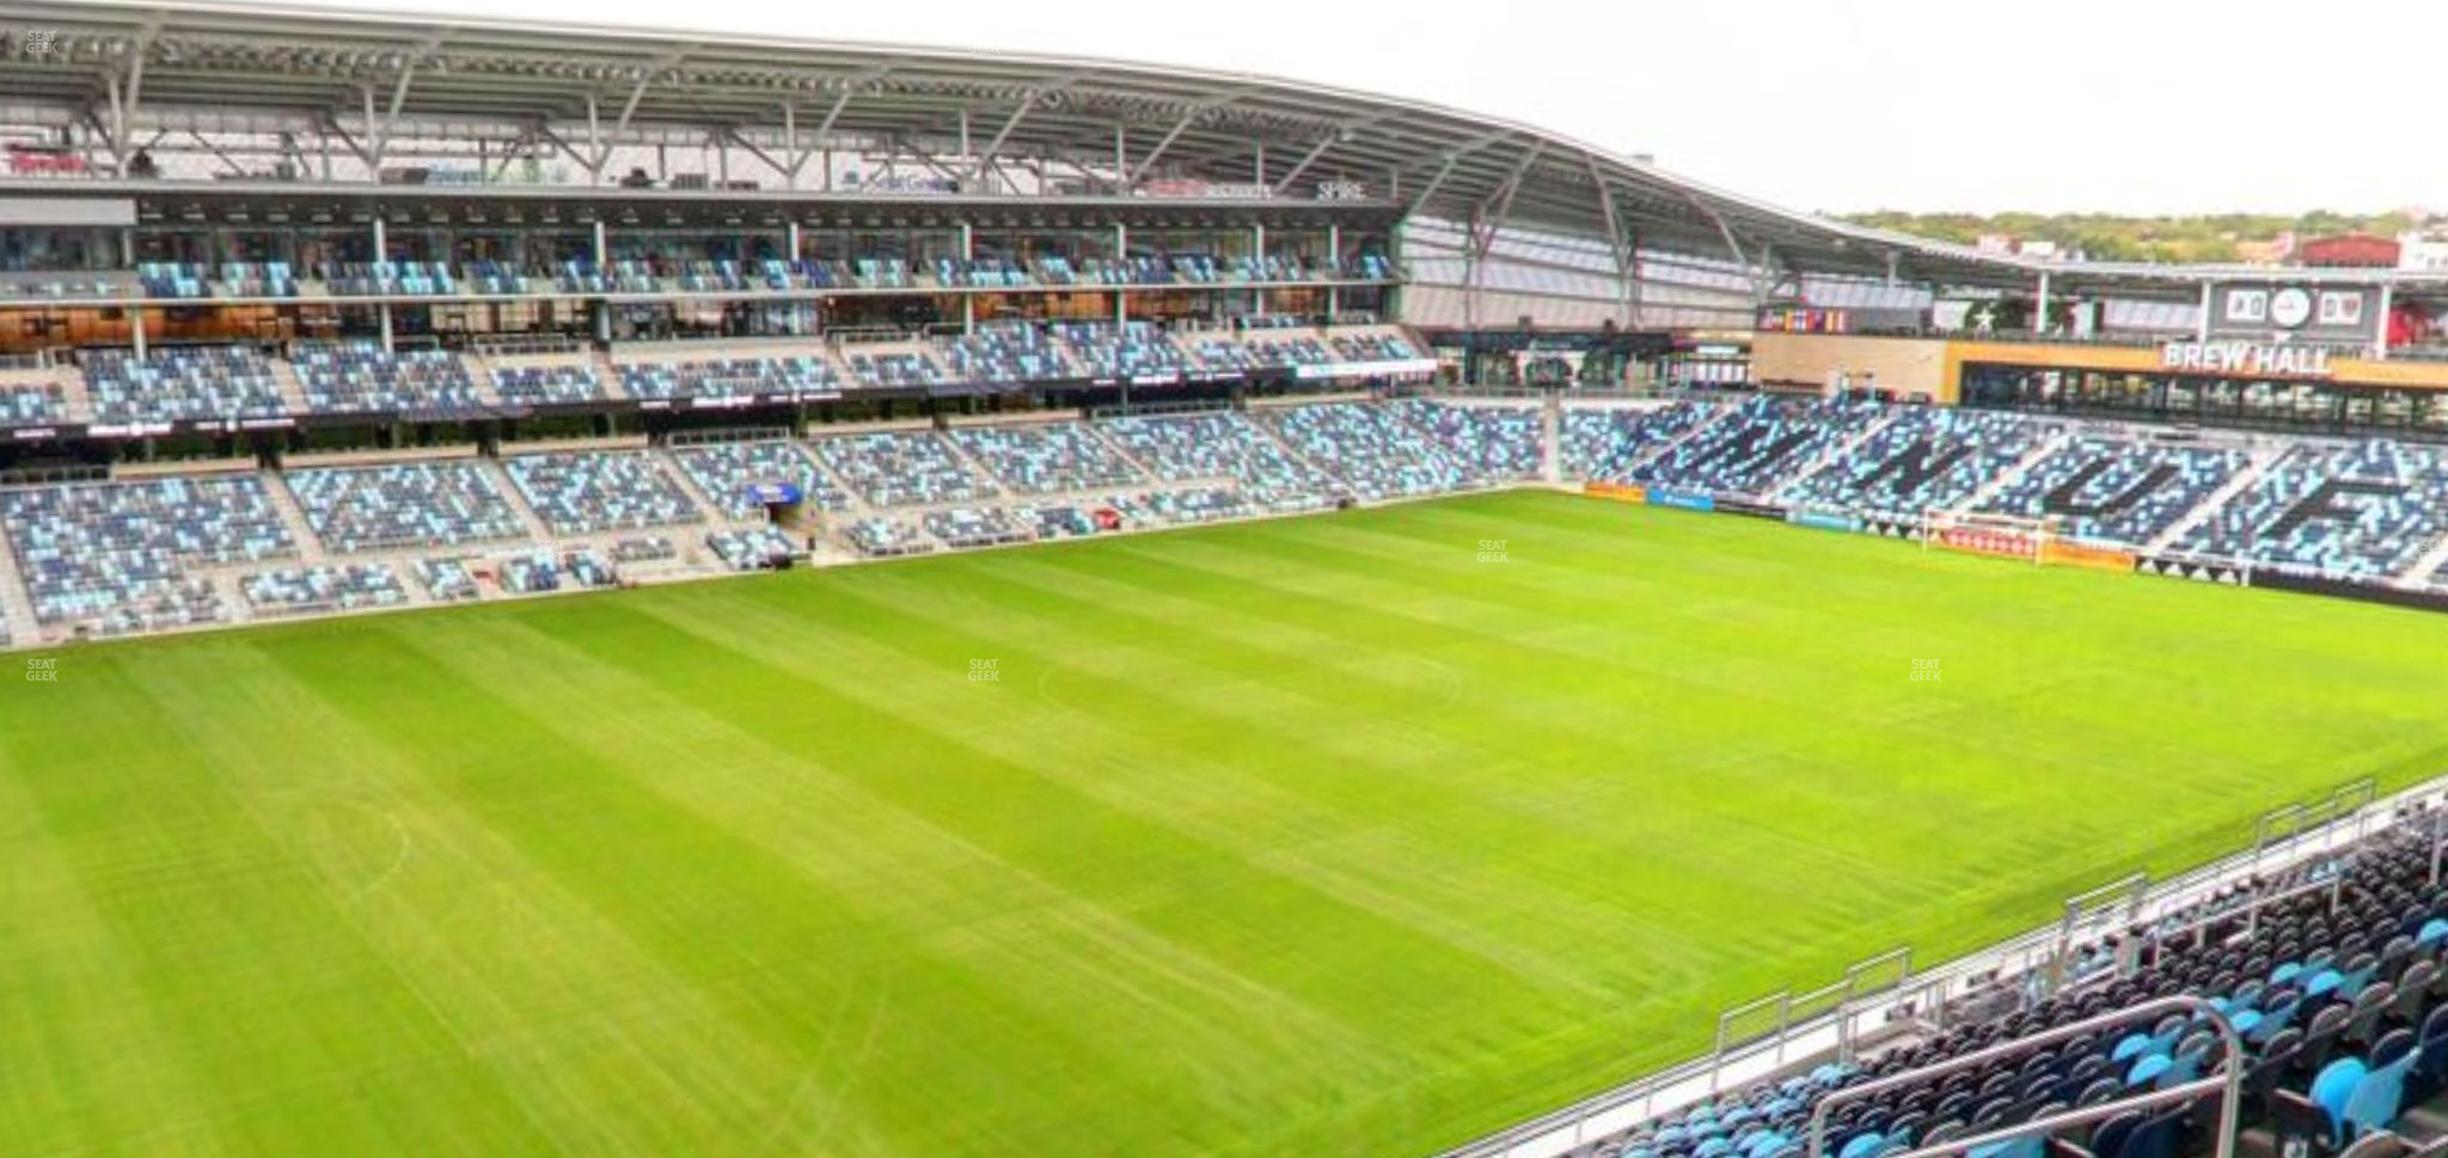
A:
[2315,1056,2371,1142]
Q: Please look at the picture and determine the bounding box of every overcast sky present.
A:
[285,0,2448,217]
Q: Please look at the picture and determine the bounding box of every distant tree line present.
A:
[1839,210,2425,265]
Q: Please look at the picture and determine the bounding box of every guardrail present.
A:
[1804,994,2245,1158]
[1435,771,2445,1158]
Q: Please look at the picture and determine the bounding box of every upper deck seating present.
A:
[323,261,457,297]
[942,325,1072,385]
[617,354,842,402]
[0,377,67,427]
[491,363,613,406]
[1049,321,1193,381]
[292,344,484,415]
[136,262,211,299]
[844,349,947,389]
[219,262,299,297]
[83,346,285,424]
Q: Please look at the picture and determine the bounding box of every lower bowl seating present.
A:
[809,431,996,508]
[241,564,409,616]
[502,451,707,535]
[285,461,528,554]
[0,475,295,635]
[948,422,1146,495]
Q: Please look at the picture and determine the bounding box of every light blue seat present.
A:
[2312,1057,2369,1147]
[2127,1054,2173,1088]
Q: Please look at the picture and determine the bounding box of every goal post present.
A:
[1920,509,2056,564]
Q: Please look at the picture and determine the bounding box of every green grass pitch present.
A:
[8,489,2448,1158]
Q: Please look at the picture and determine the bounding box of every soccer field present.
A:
[8,490,2448,1158]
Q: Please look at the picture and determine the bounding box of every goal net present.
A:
[1920,509,2056,564]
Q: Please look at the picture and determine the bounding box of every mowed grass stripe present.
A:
[0,654,560,1155]
[7,491,2448,1157]
[398,611,1395,1130]
[116,641,840,1156]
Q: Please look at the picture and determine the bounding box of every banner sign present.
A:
[1646,488,1715,513]
[2040,540,2138,573]
[744,482,803,506]
[1583,481,1647,504]
[1292,358,1439,381]
[1716,497,1788,520]
[2252,568,2448,612]
[2134,555,2252,586]
[1789,510,1864,534]
[1860,516,1924,542]
[1936,526,2039,559]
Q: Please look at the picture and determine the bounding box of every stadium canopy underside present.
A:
[0,0,2087,306]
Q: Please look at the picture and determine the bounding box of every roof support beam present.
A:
[1461,141,1542,333]
[1268,134,1338,197]
[1123,93,1242,185]
[586,70,654,181]
[1587,153,1639,328]
[970,88,1045,185]
[724,127,786,182]
[362,33,443,178]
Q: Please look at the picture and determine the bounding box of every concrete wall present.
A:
[1750,332,1952,402]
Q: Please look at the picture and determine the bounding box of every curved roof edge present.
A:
[1,0,2431,297]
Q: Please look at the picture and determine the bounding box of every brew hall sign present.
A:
[2158,340,2339,378]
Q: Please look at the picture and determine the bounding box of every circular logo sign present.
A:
[2271,287,2314,328]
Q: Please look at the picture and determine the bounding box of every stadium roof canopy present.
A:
[7,0,2440,300]
[0,0,2093,289]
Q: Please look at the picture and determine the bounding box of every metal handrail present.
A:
[1804,995,2244,1158]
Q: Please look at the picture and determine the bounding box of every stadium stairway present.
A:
[0,541,38,646]
[1954,427,2078,516]
[1544,392,1564,484]
[2401,533,2448,588]
[932,424,1031,497]
[1087,420,1168,482]
[1594,398,1741,479]
[656,447,738,523]
[1245,401,1353,493]
[466,352,506,407]
[2144,443,2289,556]
[484,458,563,544]
[1764,406,1909,504]
[266,356,312,416]
[264,473,331,563]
